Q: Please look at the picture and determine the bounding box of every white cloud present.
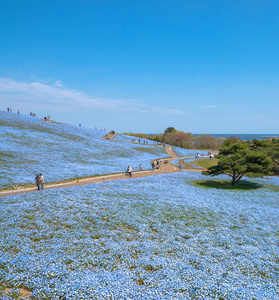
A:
[0,77,186,115]
[54,80,64,87]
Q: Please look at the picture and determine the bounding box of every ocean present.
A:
[194,134,279,141]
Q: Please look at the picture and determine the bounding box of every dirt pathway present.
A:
[165,145,179,158]
[103,132,117,140]
[164,145,206,172]
[0,145,204,198]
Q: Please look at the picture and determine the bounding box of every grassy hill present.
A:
[0,111,167,189]
[0,111,279,299]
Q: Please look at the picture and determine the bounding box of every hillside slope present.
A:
[0,111,167,188]
[1,172,278,299]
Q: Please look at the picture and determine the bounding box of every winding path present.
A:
[0,142,205,198]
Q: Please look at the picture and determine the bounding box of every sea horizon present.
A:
[146,133,279,141]
[194,134,279,140]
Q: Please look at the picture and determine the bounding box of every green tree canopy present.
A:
[251,138,279,174]
[202,140,273,186]
[164,127,177,135]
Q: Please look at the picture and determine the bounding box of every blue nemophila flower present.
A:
[0,111,167,188]
[0,172,278,299]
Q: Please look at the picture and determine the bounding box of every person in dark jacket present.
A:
[35,174,40,190]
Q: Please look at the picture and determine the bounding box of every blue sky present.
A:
[0,0,278,133]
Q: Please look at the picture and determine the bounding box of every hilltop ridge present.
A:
[0,111,169,189]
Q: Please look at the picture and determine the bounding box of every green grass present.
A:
[193,158,218,169]
[194,179,263,190]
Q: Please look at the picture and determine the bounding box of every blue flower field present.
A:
[1,172,278,299]
[0,111,166,189]
[172,146,207,157]
[0,111,278,299]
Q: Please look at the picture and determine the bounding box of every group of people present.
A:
[131,138,143,143]
[195,152,214,160]
[43,115,51,121]
[151,159,161,171]
[94,127,106,131]
[130,139,165,146]
[130,139,151,144]
[6,108,37,116]
[7,107,21,114]
[154,142,164,146]
[126,164,143,177]
[35,174,44,191]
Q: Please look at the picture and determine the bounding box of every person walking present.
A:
[156,159,160,169]
[151,162,155,171]
[39,173,44,190]
[35,174,41,190]
[139,164,143,173]
[127,166,132,177]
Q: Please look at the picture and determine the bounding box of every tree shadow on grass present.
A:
[194,180,263,190]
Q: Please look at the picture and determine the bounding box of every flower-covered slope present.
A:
[1,172,278,299]
[0,111,166,188]
[113,133,157,144]
[172,146,207,157]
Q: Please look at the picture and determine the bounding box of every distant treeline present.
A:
[122,127,225,150]
[123,127,279,175]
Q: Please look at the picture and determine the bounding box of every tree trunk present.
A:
[231,172,236,186]
[231,174,243,186]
